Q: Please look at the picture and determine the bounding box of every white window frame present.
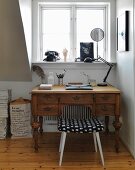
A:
[32,1,110,62]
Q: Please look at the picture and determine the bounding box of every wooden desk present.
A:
[31,85,121,152]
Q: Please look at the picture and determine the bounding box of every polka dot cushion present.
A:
[58,117,104,133]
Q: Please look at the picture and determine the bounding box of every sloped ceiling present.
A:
[0,0,32,81]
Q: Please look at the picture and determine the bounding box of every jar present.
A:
[48,72,55,85]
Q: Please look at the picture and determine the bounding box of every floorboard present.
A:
[0,132,134,170]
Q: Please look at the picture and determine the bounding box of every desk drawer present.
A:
[95,104,115,115]
[96,94,115,103]
[60,94,93,104]
[37,94,58,104]
[37,105,58,115]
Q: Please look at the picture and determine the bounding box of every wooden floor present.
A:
[0,132,135,170]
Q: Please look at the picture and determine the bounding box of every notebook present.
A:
[65,84,93,90]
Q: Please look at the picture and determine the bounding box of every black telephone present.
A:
[44,51,60,62]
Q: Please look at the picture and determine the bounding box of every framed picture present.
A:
[80,42,94,61]
[117,11,129,51]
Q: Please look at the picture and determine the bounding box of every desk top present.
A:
[31,85,120,94]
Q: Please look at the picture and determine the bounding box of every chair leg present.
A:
[95,132,104,166]
[93,132,97,152]
[59,132,67,166]
[59,132,64,153]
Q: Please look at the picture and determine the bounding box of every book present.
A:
[39,84,52,90]
[65,84,93,90]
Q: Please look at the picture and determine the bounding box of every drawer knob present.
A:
[102,96,109,100]
[102,105,107,111]
[72,96,80,101]
[43,107,51,111]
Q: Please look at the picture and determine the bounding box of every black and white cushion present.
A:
[58,117,104,133]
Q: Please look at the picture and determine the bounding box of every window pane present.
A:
[76,9,104,59]
[42,9,70,61]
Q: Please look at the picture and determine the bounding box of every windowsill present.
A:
[32,61,116,70]
[32,61,116,64]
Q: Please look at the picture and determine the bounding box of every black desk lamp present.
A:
[90,28,113,86]
[97,56,114,86]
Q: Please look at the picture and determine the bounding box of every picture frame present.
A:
[117,11,129,52]
[80,42,94,61]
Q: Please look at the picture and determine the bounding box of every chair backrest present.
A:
[59,104,92,119]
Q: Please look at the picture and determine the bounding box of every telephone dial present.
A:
[44,51,60,62]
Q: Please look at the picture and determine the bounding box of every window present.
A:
[41,7,70,60]
[76,8,104,60]
[33,2,109,62]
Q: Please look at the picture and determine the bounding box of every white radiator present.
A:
[43,115,58,132]
[61,105,91,119]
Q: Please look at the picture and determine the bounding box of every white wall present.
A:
[116,0,135,157]
[32,62,116,86]
[0,63,116,100]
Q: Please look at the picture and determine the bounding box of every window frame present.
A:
[32,1,110,62]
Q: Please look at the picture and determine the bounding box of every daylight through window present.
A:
[36,3,108,62]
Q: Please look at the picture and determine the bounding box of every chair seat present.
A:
[58,117,104,133]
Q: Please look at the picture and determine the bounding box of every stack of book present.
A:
[10,98,32,138]
[0,89,11,139]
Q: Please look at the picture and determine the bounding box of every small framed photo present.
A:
[117,11,129,52]
[80,42,94,61]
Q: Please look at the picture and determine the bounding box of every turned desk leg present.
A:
[113,115,122,152]
[39,116,43,134]
[32,116,40,152]
[105,116,109,134]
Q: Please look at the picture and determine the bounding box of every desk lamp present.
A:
[90,28,113,86]
[97,56,114,86]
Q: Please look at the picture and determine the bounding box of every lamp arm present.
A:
[97,56,113,67]
[103,66,112,82]
[97,56,114,83]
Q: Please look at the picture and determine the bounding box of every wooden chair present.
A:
[57,104,104,166]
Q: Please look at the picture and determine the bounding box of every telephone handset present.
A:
[45,51,58,56]
[44,51,60,62]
